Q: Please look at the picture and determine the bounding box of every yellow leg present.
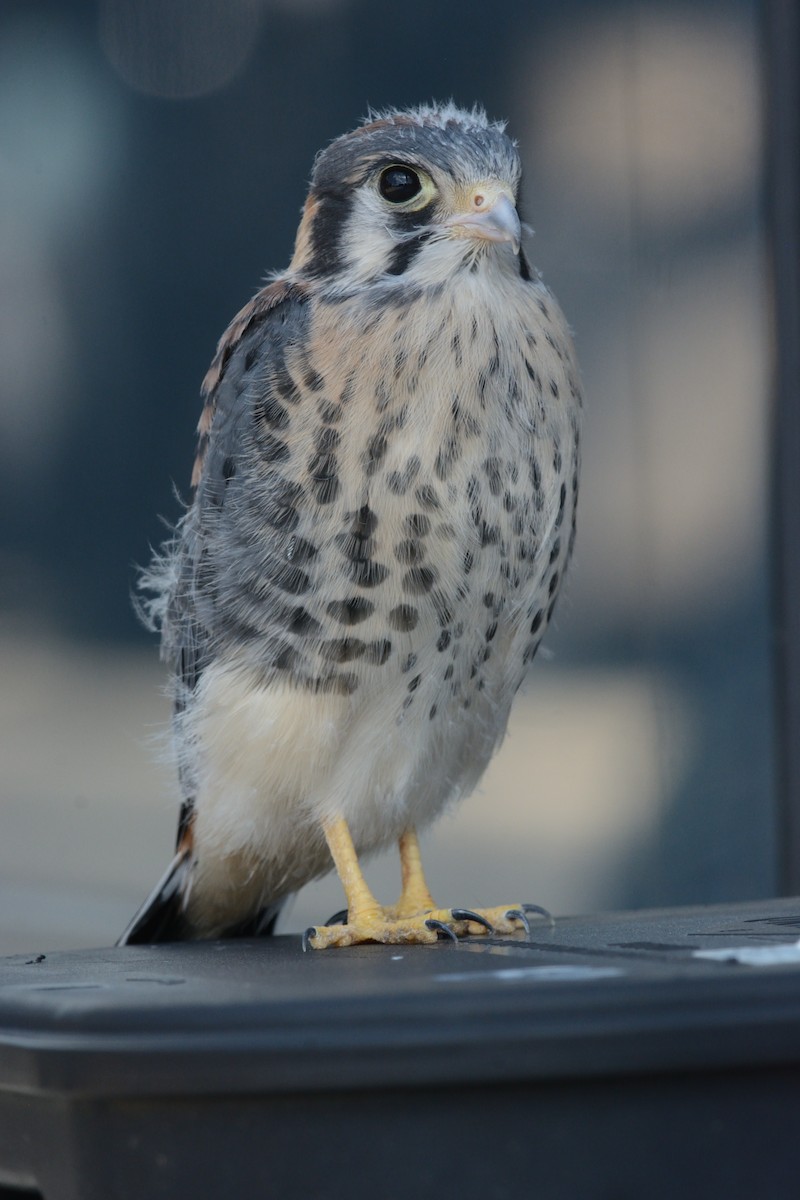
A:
[392,829,437,917]
[304,821,543,950]
[305,818,441,949]
[323,816,385,926]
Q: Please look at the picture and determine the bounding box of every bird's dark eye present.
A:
[379,165,422,204]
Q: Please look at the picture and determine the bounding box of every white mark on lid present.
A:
[435,965,624,984]
[693,940,800,967]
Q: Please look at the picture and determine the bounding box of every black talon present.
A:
[522,903,555,926]
[451,908,494,933]
[425,918,458,942]
[302,927,317,952]
[325,909,349,926]
[505,908,531,936]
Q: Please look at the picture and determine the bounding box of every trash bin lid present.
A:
[2,897,800,1100]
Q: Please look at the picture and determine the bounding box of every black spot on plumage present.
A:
[318,400,341,424]
[350,559,389,588]
[395,539,423,565]
[477,372,488,408]
[321,638,366,663]
[435,436,459,481]
[483,592,494,608]
[437,630,451,652]
[304,366,324,392]
[480,522,500,547]
[375,380,391,412]
[316,426,341,455]
[283,536,317,569]
[337,506,378,563]
[406,512,430,538]
[386,456,420,496]
[451,332,462,368]
[313,671,359,696]
[340,374,356,405]
[256,432,290,464]
[327,597,374,625]
[336,530,370,561]
[548,571,560,596]
[366,639,392,666]
[549,538,561,565]
[308,449,340,505]
[273,363,301,406]
[364,432,388,476]
[312,469,340,505]
[264,480,302,532]
[444,664,454,681]
[550,379,560,399]
[483,457,502,496]
[429,705,437,720]
[274,564,310,595]
[464,549,474,575]
[386,471,407,495]
[485,622,498,642]
[545,331,563,359]
[416,484,441,511]
[272,642,297,670]
[488,329,501,374]
[402,653,417,674]
[287,606,320,636]
[404,565,438,594]
[407,673,421,692]
[389,604,418,631]
[503,491,515,513]
[261,395,289,429]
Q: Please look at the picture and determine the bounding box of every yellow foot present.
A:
[302,903,550,950]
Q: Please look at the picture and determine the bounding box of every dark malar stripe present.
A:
[306,190,350,277]
[386,231,431,277]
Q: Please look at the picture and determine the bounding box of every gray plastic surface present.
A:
[2,898,800,1198]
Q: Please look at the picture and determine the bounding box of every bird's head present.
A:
[290,103,527,289]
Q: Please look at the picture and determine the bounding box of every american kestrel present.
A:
[120,103,581,950]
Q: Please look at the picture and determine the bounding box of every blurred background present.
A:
[0,0,777,953]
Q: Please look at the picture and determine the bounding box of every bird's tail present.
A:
[117,851,286,945]
[117,850,193,945]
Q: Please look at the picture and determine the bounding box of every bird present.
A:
[119,102,582,950]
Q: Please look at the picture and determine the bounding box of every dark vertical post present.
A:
[765,0,800,892]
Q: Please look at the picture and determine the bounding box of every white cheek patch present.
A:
[339,189,396,282]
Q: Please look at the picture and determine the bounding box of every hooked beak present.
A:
[444,188,521,254]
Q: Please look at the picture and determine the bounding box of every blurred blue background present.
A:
[0,0,776,952]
